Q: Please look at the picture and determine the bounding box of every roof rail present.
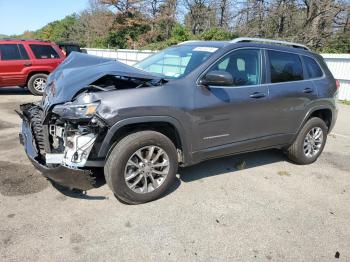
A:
[1,38,50,42]
[178,40,199,45]
[230,37,310,50]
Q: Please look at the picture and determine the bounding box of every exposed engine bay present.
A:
[46,117,99,168]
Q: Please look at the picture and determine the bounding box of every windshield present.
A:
[134,45,219,79]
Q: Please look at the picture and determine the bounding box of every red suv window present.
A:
[29,44,59,59]
[0,44,22,60]
[18,44,29,60]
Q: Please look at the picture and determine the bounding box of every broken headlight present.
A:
[52,102,100,120]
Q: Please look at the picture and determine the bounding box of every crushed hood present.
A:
[42,52,161,109]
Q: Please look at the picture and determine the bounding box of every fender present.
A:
[97,115,193,165]
[295,102,337,139]
[25,66,54,76]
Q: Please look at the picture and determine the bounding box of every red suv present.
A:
[0,39,65,95]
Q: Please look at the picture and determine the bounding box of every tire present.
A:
[104,131,178,204]
[27,73,48,96]
[287,117,328,165]
[27,106,45,156]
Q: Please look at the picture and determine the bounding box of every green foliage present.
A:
[199,28,237,41]
[142,24,192,50]
[0,34,9,39]
[35,15,78,42]
[106,22,150,49]
[320,34,350,54]
[170,24,192,42]
[142,38,178,50]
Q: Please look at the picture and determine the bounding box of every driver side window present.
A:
[209,49,261,86]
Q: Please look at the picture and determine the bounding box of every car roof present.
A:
[179,40,315,56]
[0,39,55,45]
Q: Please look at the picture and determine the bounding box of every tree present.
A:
[35,15,78,42]
[73,4,114,47]
[184,0,216,34]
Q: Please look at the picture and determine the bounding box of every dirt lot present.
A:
[0,87,349,262]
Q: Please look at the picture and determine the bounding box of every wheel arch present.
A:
[98,116,191,166]
[298,105,334,135]
[26,71,50,85]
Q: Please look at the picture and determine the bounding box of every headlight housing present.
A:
[52,102,100,120]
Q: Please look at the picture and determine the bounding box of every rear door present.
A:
[0,43,30,87]
[27,44,63,71]
[266,49,318,137]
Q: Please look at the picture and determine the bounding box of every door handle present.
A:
[24,62,32,67]
[250,92,266,99]
[303,87,313,93]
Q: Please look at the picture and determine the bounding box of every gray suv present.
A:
[18,38,338,204]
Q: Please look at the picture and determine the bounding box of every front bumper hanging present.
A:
[17,105,97,190]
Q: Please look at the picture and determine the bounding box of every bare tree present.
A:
[184,0,215,34]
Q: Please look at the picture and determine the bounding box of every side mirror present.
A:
[199,70,233,86]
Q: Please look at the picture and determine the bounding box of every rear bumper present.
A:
[18,106,96,190]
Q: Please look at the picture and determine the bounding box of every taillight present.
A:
[335,79,340,89]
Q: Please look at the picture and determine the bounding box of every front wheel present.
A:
[104,131,178,204]
[27,73,48,96]
[286,117,328,165]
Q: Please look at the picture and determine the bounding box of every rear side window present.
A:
[29,44,59,59]
[303,56,323,78]
[0,44,21,60]
[18,44,29,60]
[268,50,303,83]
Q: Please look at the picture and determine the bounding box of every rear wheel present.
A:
[104,131,178,204]
[27,73,48,96]
[287,117,328,165]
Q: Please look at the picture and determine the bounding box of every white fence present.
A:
[321,54,350,101]
[84,48,350,100]
[84,48,154,66]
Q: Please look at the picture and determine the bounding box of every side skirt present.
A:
[190,133,295,165]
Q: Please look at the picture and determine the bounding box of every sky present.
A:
[0,0,89,35]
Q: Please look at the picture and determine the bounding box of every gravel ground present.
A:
[0,87,349,262]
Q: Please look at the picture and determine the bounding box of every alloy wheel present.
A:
[303,127,323,158]
[33,77,47,92]
[124,146,170,194]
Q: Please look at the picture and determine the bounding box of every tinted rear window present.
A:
[29,44,59,59]
[18,44,29,60]
[0,44,21,60]
[268,50,303,83]
[303,56,323,78]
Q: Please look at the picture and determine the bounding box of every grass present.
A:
[340,100,350,105]
[277,171,291,176]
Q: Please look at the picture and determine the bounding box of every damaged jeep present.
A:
[19,38,338,204]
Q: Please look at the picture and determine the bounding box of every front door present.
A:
[192,48,272,151]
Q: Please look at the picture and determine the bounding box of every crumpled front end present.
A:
[18,102,105,190]
[18,52,164,190]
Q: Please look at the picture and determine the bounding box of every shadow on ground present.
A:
[0,87,31,95]
[4,149,284,201]
[51,182,108,200]
[179,149,286,182]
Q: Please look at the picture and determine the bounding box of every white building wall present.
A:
[84,48,350,100]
